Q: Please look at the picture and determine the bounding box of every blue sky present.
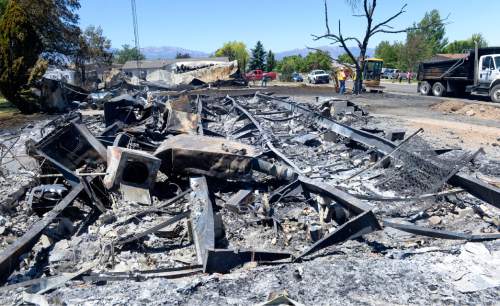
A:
[78,0,500,52]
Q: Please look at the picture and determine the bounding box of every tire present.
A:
[491,85,500,103]
[419,81,431,95]
[326,80,330,84]
[432,82,446,97]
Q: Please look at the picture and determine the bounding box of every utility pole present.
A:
[131,0,141,76]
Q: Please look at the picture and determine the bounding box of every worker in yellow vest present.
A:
[337,68,346,95]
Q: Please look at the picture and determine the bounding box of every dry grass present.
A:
[0,97,18,119]
[431,99,500,121]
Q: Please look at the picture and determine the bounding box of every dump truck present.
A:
[417,46,500,102]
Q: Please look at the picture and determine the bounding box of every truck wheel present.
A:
[432,82,446,97]
[491,85,500,103]
[419,81,431,95]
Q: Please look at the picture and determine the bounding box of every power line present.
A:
[131,0,141,71]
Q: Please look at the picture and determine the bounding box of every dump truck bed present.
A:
[418,57,473,81]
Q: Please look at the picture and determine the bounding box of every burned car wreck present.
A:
[0,86,499,304]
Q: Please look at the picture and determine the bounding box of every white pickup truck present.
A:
[307,70,330,84]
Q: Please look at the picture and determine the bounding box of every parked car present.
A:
[291,72,303,82]
[382,68,400,79]
[245,69,277,81]
[381,68,394,79]
[390,69,401,79]
[307,70,330,84]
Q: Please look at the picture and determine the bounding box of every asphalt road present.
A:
[379,80,418,94]
[345,79,418,94]
[349,79,497,105]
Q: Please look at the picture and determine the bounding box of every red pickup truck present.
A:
[245,69,277,81]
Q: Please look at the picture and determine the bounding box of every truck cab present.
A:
[476,55,500,102]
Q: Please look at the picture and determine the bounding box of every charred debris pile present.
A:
[0,87,499,297]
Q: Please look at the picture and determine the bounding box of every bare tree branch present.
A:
[337,20,361,70]
[371,28,410,35]
[324,0,331,35]
[345,0,361,10]
[306,47,336,62]
[313,0,413,94]
[370,4,407,35]
[363,0,370,19]
[380,24,395,29]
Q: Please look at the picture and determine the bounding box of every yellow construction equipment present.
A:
[363,58,384,92]
[331,58,384,93]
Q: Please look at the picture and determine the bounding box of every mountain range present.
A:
[140,45,374,60]
[140,46,210,59]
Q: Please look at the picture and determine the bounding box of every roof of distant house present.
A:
[122,57,229,70]
[430,53,468,62]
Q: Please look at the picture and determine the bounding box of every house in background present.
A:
[84,63,123,82]
[122,57,229,78]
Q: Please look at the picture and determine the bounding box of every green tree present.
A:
[374,41,400,68]
[18,0,81,57]
[304,50,331,72]
[277,55,305,72]
[176,52,191,59]
[0,0,82,113]
[412,10,448,55]
[396,9,447,71]
[277,55,306,81]
[115,44,145,64]
[0,0,43,113]
[266,50,276,72]
[249,41,266,70]
[0,0,7,17]
[74,25,112,83]
[400,33,432,71]
[470,34,488,48]
[214,41,249,72]
[443,33,488,54]
[337,53,355,65]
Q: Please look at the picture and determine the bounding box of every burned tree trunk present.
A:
[313,0,409,94]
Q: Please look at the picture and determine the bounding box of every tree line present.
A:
[374,10,488,71]
[0,0,114,113]
[213,40,332,78]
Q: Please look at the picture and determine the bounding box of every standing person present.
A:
[261,75,269,87]
[338,68,346,95]
[398,72,403,83]
[407,71,411,84]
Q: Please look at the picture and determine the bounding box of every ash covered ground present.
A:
[0,89,499,305]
